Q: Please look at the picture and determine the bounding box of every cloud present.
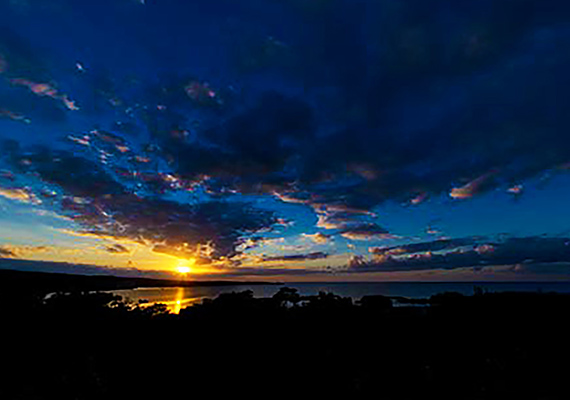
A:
[2,0,570,276]
[9,78,79,111]
[239,2,570,219]
[259,251,328,263]
[6,147,279,262]
[104,243,131,254]
[0,252,329,279]
[0,244,50,258]
[506,262,570,276]
[198,266,329,278]
[339,223,395,241]
[302,232,331,244]
[352,236,570,273]
[369,238,482,257]
[449,171,499,199]
[315,211,363,230]
[0,247,16,258]
[0,186,40,204]
[0,257,176,279]
[152,91,316,181]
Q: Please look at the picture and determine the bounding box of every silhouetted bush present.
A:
[358,294,392,310]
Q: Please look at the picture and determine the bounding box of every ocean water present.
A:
[110,281,570,313]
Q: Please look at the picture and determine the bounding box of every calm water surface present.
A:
[109,282,570,313]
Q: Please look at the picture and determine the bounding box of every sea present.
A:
[108,281,570,314]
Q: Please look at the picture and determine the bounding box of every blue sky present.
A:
[1,0,570,281]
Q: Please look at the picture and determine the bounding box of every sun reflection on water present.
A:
[114,287,206,314]
[172,287,184,314]
[154,288,203,314]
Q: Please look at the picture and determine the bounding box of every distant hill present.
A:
[0,267,281,295]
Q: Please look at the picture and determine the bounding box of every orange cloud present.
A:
[410,192,428,205]
[0,187,41,204]
[0,244,51,258]
[302,232,331,244]
[450,171,498,199]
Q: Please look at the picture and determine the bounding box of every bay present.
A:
[109,281,570,313]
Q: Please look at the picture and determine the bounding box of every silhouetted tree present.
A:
[272,287,301,307]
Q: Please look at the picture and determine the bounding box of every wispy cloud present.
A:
[103,243,131,254]
[258,251,328,263]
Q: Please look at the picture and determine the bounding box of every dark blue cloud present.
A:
[2,145,278,261]
[369,238,483,257]
[259,251,328,263]
[353,236,570,273]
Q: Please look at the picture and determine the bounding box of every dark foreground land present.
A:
[2,271,570,399]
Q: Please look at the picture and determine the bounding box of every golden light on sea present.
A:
[172,287,184,314]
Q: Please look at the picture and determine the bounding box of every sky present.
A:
[1,0,570,282]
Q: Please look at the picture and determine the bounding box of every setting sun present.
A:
[176,258,195,274]
[177,265,191,274]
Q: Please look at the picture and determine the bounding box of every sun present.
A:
[177,265,191,274]
[176,258,195,274]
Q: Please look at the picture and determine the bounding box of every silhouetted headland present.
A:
[0,268,282,297]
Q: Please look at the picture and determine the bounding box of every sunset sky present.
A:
[1,0,570,281]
